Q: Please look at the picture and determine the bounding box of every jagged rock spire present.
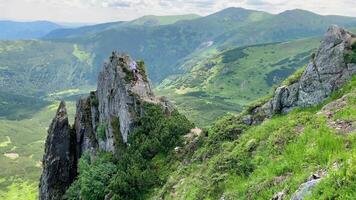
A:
[39,52,175,199]
[39,101,77,200]
[97,52,157,151]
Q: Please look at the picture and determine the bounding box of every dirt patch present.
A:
[318,94,355,134]
[4,152,19,159]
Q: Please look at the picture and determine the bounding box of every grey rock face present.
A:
[249,25,356,124]
[39,52,176,199]
[291,179,321,200]
[297,25,356,107]
[39,102,77,200]
[97,53,156,152]
[74,95,98,157]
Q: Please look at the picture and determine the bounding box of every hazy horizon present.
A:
[1,0,356,23]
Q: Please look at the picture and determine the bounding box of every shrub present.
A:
[97,123,106,141]
[64,152,116,200]
[137,60,148,81]
[66,103,193,200]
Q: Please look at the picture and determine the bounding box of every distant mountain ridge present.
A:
[1,7,356,99]
[42,7,356,83]
[0,20,62,40]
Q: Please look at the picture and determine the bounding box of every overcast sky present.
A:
[0,0,355,23]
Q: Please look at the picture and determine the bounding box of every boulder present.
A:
[248,25,356,125]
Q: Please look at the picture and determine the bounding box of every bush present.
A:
[64,152,116,200]
[109,103,193,199]
[66,103,194,200]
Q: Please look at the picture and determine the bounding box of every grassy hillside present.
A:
[0,40,95,96]
[0,102,75,200]
[152,75,356,200]
[158,38,320,126]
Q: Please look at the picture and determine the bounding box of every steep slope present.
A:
[39,52,193,199]
[158,38,320,125]
[151,26,356,200]
[38,26,356,200]
[0,21,62,40]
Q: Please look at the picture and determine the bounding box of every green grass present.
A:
[152,76,356,199]
[73,44,92,64]
[158,38,319,126]
[0,101,75,199]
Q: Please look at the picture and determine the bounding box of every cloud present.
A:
[0,0,355,23]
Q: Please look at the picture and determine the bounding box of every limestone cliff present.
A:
[39,52,173,199]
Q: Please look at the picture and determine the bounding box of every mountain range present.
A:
[1,6,356,200]
[38,25,356,200]
[1,8,356,124]
[0,20,62,40]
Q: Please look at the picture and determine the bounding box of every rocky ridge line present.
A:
[39,52,173,200]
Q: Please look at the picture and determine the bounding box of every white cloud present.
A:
[0,0,355,23]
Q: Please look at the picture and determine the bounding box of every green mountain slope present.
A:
[43,8,356,83]
[158,38,320,126]
[0,40,95,96]
[2,8,356,99]
[57,33,356,199]
[152,75,356,200]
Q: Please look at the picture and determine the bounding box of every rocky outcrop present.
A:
[39,102,77,200]
[96,53,156,151]
[247,25,356,124]
[291,170,327,200]
[74,93,98,157]
[40,52,174,199]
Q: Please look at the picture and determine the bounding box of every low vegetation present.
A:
[344,41,356,64]
[65,103,194,200]
[152,76,356,199]
[158,38,319,126]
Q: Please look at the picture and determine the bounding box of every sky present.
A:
[0,0,355,23]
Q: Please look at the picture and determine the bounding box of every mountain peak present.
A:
[210,7,259,16]
[279,8,319,16]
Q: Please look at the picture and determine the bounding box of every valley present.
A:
[0,6,356,200]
